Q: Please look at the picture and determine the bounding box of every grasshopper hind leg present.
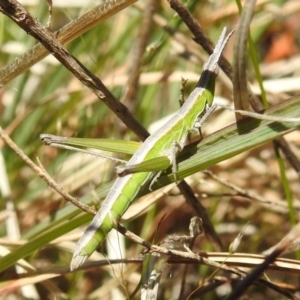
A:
[149,141,183,190]
[149,170,163,191]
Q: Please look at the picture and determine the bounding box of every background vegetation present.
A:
[0,0,300,299]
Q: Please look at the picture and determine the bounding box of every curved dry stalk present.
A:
[0,127,96,215]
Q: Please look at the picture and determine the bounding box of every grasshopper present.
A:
[66,27,233,270]
[41,28,233,270]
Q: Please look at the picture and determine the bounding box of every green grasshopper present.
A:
[40,27,300,270]
[77,27,232,270]
[42,28,233,269]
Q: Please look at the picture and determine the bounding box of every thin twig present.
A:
[0,127,96,215]
[203,170,300,212]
